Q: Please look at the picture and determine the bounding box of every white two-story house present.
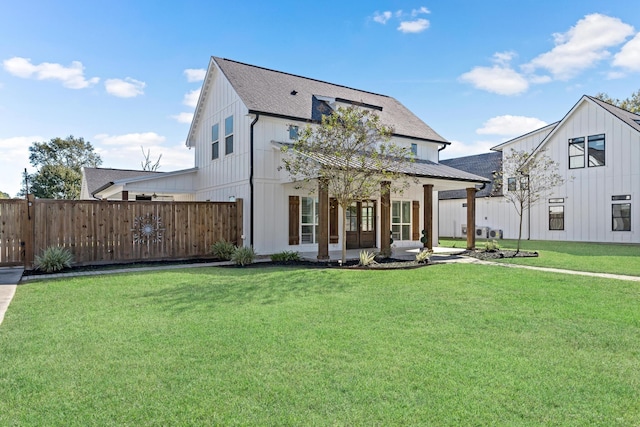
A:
[85,56,489,255]
[439,95,640,244]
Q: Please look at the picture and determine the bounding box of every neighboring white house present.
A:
[84,56,488,254]
[439,95,640,243]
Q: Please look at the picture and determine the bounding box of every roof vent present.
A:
[290,90,298,95]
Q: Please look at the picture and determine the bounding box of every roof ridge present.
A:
[214,56,391,99]
[586,94,640,117]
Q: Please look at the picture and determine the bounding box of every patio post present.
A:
[380,181,391,256]
[317,178,329,260]
[466,187,476,250]
[423,184,433,250]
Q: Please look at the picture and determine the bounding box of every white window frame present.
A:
[391,200,411,241]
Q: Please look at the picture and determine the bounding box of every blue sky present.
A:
[2,0,640,196]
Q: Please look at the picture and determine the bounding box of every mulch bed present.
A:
[462,249,539,261]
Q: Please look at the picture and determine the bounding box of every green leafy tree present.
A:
[21,136,102,199]
[595,89,640,113]
[493,148,564,253]
[281,105,415,262]
[0,190,10,199]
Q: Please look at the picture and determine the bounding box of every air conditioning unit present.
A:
[488,229,503,239]
[476,226,490,238]
[461,224,467,236]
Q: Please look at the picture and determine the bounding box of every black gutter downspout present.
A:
[438,143,447,162]
[249,113,260,248]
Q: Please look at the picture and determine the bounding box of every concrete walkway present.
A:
[0,267,23,325]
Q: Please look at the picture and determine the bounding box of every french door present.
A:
[345,200,376,249]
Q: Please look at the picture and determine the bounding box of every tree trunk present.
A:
[517,203,524,254]
[341,207,347,264]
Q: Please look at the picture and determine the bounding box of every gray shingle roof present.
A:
[438,152,502,199]
[587,95,640,133]
[213,57,448,143]
[83,167,163,196]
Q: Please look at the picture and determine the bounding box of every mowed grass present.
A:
[440,238,640,276]
[1,265,640,425]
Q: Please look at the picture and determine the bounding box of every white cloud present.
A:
[104,77,145,98]
[476,115,548,136]
[524,14,634,80]
[439,140,497,160]
[411,6,430,16]
[2,57,99,89]
[397,18,430,34]
[373,11,392,24]
[94,132,165,146]
[184,68,206,82]
[613,32,640,71]
[171,112,194,124]
[460,65,529,96]
[183,88,201,108]
[0,135,43,196]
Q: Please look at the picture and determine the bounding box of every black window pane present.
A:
[225,135,233,154]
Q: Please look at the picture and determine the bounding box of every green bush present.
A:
[232,246,256,266]
[415,249,433,264]
[359,250,378,266]
[484,239,500,252]
[34,246,74,273]
[270,251,301,262]
[211,239,237,260]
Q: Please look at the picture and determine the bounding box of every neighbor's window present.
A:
[410,143,417,156]
[549,206,564,230]
[225,115,234,155]
[211,123,219,160]
[612,203,631,231]
[507,177,516,191]
[612,195,631,201]
[569,137,585,169]
[588,134,605,167]
[549,198,564,203]
[289,125,299,140]
[301,197,319,243]
[392,201,411,240]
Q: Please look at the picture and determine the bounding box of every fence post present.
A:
[235,198,243,247]
[23,194,35,269]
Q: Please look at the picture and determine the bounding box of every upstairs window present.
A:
[410,143,417,156]
[211,123,219,160]
[289,125,299,140]
[507,177,516,191]
[569,137,585,169]
[225,115,234,155]
[588,134,605,167]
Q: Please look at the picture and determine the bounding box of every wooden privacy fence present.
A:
[0,196,243,268]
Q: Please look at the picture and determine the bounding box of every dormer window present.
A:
[411,143,417,156]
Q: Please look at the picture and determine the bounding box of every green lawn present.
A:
[439,238,640,276]
[2,265,639,425]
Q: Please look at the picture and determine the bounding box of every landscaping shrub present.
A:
[211,239,237,260]
[270,251,301,262]
[484,239,500,252]
[34,246,74,273]
[415,249,433,264]
[359,250,377,266]
[232,246,256,266]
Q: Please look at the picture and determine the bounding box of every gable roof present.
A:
[189,56,449,146]
[524,95,640,164]
[438,152,502,199]
[83,167,163,197]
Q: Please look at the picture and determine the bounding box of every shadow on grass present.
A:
[135,267,352,312]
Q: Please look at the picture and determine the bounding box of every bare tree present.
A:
[281,105,415,262]
[493,148,564,253]
[141,146,162,171]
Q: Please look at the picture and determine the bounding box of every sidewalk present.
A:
[0,267,23,325]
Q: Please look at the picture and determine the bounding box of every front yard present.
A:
[439,238,640,276]
[1,264,639,425]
